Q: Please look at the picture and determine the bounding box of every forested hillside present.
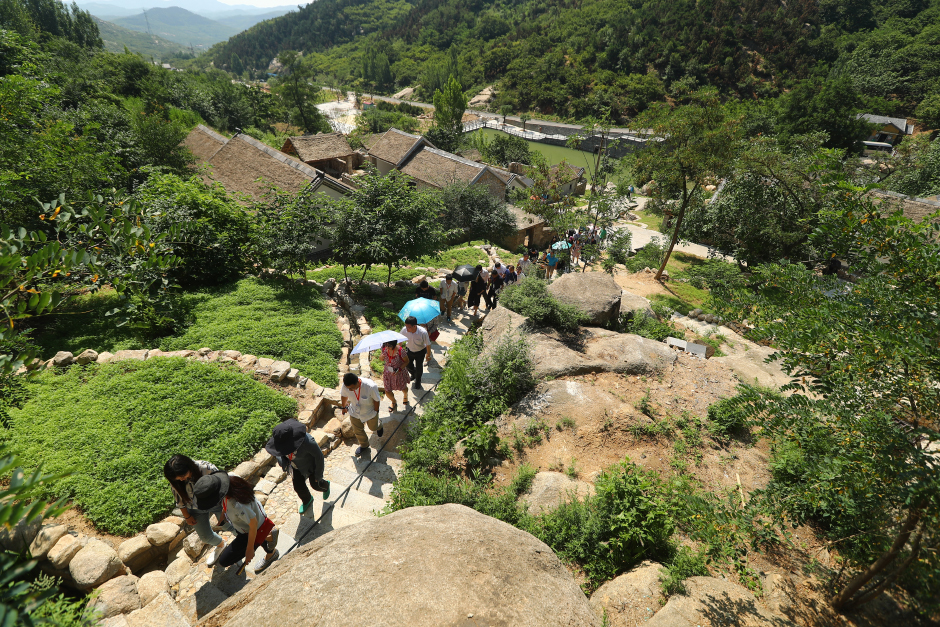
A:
[204,0,940,123]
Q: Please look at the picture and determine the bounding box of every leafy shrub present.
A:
[707,386,776,439]
[135,173,255,288]
[437,183,518,244]
[161,277,342,387]
[500,278,587,333]
[676,259,745,291]
[527,460,674,589]
[5,358,296,534]
[624,237,665,273]
[661,546,710,596]
[622,303,676,342]
[399,333,534,474]
[603,229,633,273]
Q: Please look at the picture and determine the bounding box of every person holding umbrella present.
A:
[468,269,488,316]
[265,419,330,515]
[380,339,410,410]
[341,372,383,457]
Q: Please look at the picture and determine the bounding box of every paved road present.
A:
[612,197,730,260]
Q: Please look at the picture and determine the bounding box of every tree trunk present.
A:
[655,181,692,281]
[830,506,923,611]
[387,265,392,287]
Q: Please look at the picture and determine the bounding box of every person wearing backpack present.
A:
[265,419,331,515]
[164,455,233,567]
[193,472,280,573]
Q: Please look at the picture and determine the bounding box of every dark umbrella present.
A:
[453,264,480,282]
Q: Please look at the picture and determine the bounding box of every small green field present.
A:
[2,358,297,535]
[30,278,341,387]
[161,278,342,387]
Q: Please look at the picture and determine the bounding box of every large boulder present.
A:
[202,504,598,627]
[47,534,83,569]
[645,576,798,627]
[69,539,124,589]
[590,561,665,627]
[547,273,622,326]
[145,522,180,547]
[0,514,41,553]
[481,306,676,379]
[89,575,140,619]
[620,290,655,321]
[118,535,156,574]
[522,472,595,515]
[29,524,68,560]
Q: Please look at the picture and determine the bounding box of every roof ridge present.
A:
[233,134,323,179]
[421,146,486,169]
[195,124,228,144]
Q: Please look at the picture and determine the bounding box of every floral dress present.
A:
[382,345,409,392]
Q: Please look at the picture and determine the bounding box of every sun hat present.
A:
[265,419,308,458]
[193,471,230,511]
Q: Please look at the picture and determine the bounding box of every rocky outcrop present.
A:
[522,472,594,515]
[645,576,798,627]
[620,290,655,321]
[69,539,124,589]
[28,524,68,560]
[548,273,622,326]
[201,504,598,627]
[0,515,41,553]
[590,561,665,627]
[481,306,676,379]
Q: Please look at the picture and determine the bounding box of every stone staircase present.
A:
[125,316,474,627]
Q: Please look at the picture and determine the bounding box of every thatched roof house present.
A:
[183,125,226,162]
[282,133,353,163]
[367,128,430,175]
[182,125,353,202]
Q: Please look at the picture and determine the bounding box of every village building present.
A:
[183,125,353,202]
[280,133,360,177]
[858,114,914,152]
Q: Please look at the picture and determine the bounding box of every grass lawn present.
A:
[306,264,425,284]
[632,209,665,233]
[29,278,342,386]
[2,358,297,535]
[161,278,342,387]
[418,241,511,269]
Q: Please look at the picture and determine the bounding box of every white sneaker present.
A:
[206,544,224,567]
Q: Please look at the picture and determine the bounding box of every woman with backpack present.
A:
[193,471,280,573]
[164,455,232,567]
[265,419,331,515]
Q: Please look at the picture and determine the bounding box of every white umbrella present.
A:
[351,330,409,355]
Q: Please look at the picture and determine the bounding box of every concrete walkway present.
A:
[611,197,731,261]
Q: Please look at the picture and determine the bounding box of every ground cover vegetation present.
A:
[1,358,297,535]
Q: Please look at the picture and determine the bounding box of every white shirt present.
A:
[494,266,507,278]
[439,280,458,300]
[480,268,490,281]
[341,377,381,420]
[400,325,431,352]
[223,492,267,535]
[517,258,533,275]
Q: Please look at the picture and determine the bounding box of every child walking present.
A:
[193,472,280,573]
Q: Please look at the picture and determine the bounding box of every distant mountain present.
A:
[213,9,288,30]
[75,0,296,17]
[94,16,186,58]
[110,6,240,48]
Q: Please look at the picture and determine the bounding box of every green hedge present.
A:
[3,359,297,534]
[161,277,342,387]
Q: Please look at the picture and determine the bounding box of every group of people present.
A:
[163,414,338,573]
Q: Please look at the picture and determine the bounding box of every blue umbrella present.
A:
[552,240,572,250]
[398,298,441,324]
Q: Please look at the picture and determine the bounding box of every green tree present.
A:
[774,77,871,154]
[481,133,531,166]
[715,200,940,612]
[915,93,940,130]
[230,52,245,76]
[519,112,530,131]
[330,172,449,285]
[429,75,467,153]
[252,182,332,278]
[437,182,516,243]
[499,104,512,124]
[272,51,326,133]
[634,88,740,280]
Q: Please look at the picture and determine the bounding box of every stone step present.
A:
[326,466,394,500]
[329,484,388,518]
[275,507,371,551]
[340,453,401,484]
